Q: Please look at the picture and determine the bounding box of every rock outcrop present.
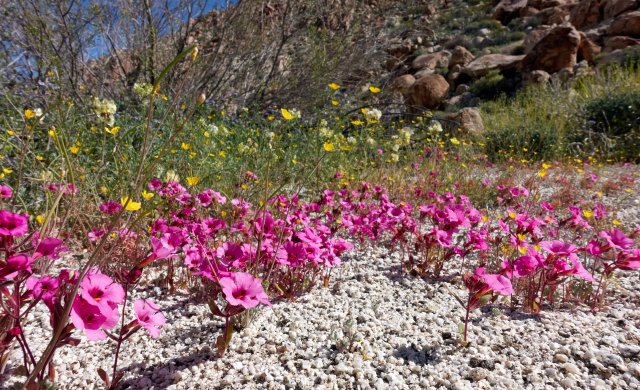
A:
[408,74,450,110]
[462,54,525,77]
[520,26,581,73]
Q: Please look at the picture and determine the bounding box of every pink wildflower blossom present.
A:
[219,272,271,309]
[134,299,166,338]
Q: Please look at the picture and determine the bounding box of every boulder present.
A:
[391,74,416,96]
[462,54,525,77]
[570,0,602,29]
[415,68,436,79]
[519,6,540,17]
[607,11,640,37]
[523,70,552,86]
[444,92,478,111]
[528,0,573,8]
[387,41,413,60]
[408,74,450,110]
[596,47,638,66]
[578,32,602,64]
[604,35,640,52]
[446,108,485,136]
[604,0,639,19]
[492,0,529,24]
[449,46,475,68]
[572,0,639,29]
[524,26,553,54]
[411,51,450,70]
[455,84,470,95]
[520,26,581,73]
[538,6,571,24]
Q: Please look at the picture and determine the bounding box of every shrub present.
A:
[579,91,640,161]
[469,70,510,100]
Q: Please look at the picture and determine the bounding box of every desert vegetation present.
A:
[1,0,640,389]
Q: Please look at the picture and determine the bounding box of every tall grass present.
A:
[481,65,640,162]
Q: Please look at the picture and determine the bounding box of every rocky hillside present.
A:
[9,0,638,118]
[384,0,640,134]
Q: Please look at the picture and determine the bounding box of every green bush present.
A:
[470,70,510,100]
[576,91,640,161]
[584,92,640,137]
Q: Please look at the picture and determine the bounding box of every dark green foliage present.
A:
[470,70,510,100]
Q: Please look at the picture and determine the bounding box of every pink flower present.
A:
[134,299,166,338]
[0,185,12,199]
[26,276,59,307]
[475,267,513,295]
[0,254,34,280]
[34,237,67,259]
[0,210,29,237]
[99,200,123,215]
[540,240,578,257]
[513,254,543,277]
[71,297,119,340]
[219,272,271,309]
[79,270,125,315]
[585,240,603,256]
[599,229,634,250]
[150,235,176,260]
[617,249,640,270]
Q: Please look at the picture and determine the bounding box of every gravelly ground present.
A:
[4,246,640,390]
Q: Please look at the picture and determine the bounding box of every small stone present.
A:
[554,353,569,363]
[562,363,581,375]
[468,367,488,381]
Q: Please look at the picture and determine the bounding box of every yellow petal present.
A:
[281,108,294,120]
[120,197,141,211]
[186,176,200,187]
[369,86,381,93]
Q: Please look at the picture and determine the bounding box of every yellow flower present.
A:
[181,143,191,150]
[450,137,460,145]
[100,186,109,194]
[24,109,36,119]
[48,129,56,137]
[120,197,141,211]
[331,100,339,106]
[369,86,381,93]
[267,115,275,121]
[36,214,45,225]
[141,190,154,200]
[351,120,364,126]
[582,210,594,219]
[281,108,294,120]
[538,169,548,178]
[219,150,226,158]
[186,176,200,187]
[6,130,14,136]
[69,146,80,154]
[105,126,120,135]
[36,155,44,161]
[613,219,622,226]
[328,83,340,90]
[542,162,552,169]
[323,143,335,152]
[2,168,13,174]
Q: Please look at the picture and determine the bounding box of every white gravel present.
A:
[4,246,640,390]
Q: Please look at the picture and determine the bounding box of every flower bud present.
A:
[197,93,206,105]
[191,47,199,62]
